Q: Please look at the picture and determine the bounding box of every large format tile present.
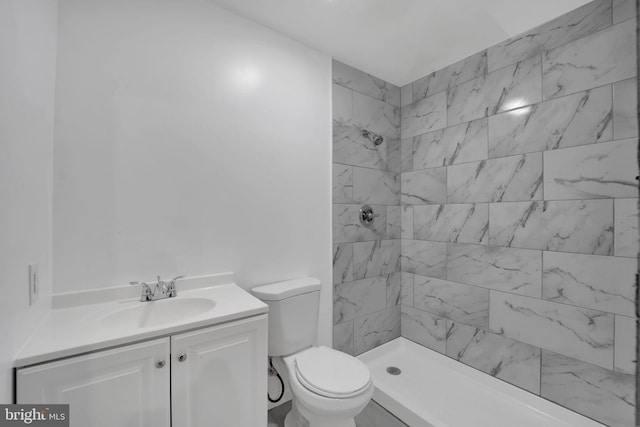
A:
[333,83,352,123]
[487,0,612,71]
[386,272,402,307]
[333,60,400,106]
[446,244,542,297]
[333,243,353,284]
[386,138,402,173]
[447,153,542,203]
[401,168,446,205]
[543,251,636,316]
[400,92,446,139]
[353,91,400,139]
[353,240,401,280]
[400,272,414,306]
[401,240,446,278]
[400,138,413,172]
[400,305,447,353]
[447,55,542,126]
[333,204,387,244]
[400,206,413,239]
[352,167,400,205]
[488,86,613,158]
[614,198,639,257]
[614,315,637,374]
[333,321,354,355]
[412,50,487,101]
[490,292,614,368]
[613,0,637,23]
[613,78,638,139]
[489,200,614,255]
[446,322,541,393]
[413,204,488,244]
[400,83,412,108]
[414,276,489,329]
[541,351,635,427]
[333,121,388,170]
[544,138,638,199]
[385,206,401,239]
[542,18,637,99]
[413,119,488,169]
[333,164,353,203]
[354,306,401,355]
[333,276,387,324]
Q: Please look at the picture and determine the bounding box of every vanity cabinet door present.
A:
[171,314,268,427]
[17,338,171,427]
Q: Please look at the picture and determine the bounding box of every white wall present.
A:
[53,0,333,345]
[0,0,58,402]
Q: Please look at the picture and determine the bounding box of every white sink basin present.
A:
[102,297,216,329]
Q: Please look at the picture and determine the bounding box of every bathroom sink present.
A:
[102,297,216,329]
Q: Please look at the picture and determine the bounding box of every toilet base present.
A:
[284,400,356,427]
[284,401,308,427]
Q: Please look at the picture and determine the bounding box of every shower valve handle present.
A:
[360,205,379,227]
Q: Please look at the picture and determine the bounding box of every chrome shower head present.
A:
[361,129,384,145]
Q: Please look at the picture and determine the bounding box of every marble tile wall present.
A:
[333,60,402,356]
[398,1,638,425]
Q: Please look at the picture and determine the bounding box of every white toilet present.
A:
[251,277,373,427]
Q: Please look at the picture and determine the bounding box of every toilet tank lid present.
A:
[251,277,321,301]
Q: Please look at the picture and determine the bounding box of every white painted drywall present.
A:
[53,0,333,346]
[209,0,591,86]
[0,0,57,402]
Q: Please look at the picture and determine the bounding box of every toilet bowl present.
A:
[281,346,373,427]
[250,278,373,427]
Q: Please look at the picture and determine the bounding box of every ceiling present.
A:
[209,0,592,86]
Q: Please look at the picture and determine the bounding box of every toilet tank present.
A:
[251,277,321,356]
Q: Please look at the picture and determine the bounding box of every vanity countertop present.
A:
[14,274,268,367]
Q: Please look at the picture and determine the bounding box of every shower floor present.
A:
[358,338,605,427]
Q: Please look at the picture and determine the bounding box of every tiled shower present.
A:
[333,0,638,425]
[332,62,402,355]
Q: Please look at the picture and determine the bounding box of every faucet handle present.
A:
[129,280,150,287]
[129,281,153,302]
[166,275,185,297]
[170,275,185,284]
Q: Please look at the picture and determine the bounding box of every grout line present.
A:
[539,347,542,396]
[396,79,628,171]
[539,52,544,102]
[350,165,355,203]
[612,197,616,254]
[488,289,492,327]
[611,0,614,27]
[332,161,400,174]
[612,314,616,371]
[333,80,401,109]
[404,263,632,315]
[333,195,638,209]
[611,83,617,141]
[541,138,545,202]
[494,8,617,77]
[540,248,544,298]
[408,134,634,173]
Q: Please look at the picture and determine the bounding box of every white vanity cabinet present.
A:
[171,315,268,427]
[17,314,268,427]
[17,338,171,427]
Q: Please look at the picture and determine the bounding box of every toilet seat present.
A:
[294,346,371,399]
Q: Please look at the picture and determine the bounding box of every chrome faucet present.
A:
[129,275,185,302]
